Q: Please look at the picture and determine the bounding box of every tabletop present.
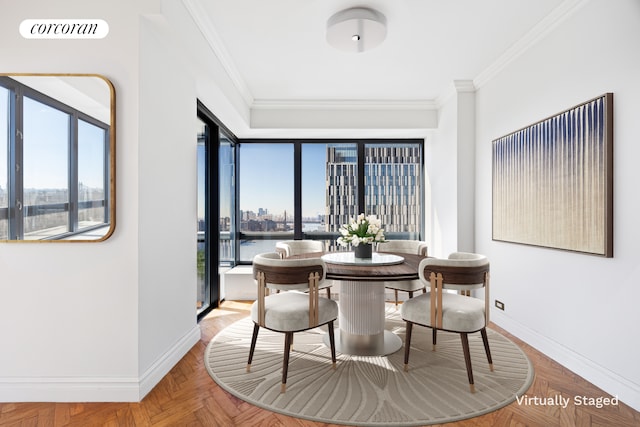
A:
[290,251,426,282]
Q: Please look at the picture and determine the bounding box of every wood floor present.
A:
[1,300,638,427]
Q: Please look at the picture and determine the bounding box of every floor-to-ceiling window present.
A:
[236,139,423,263]
[196,101,238,318]
[196,117,209,314]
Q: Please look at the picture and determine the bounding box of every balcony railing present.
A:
[0,199,107,240]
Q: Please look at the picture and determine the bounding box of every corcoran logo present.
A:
[19,19,109,39]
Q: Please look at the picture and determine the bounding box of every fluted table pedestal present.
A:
[304,251,420,357]
[323,280,402,356]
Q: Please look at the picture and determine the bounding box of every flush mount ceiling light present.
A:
[326,7,387,53]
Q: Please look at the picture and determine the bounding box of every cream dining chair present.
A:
[247,252,338,393]
[275,240,333,298]
[376,240,428,307]
[401,252,493,393]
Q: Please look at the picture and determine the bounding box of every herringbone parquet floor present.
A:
[1,300,638,427]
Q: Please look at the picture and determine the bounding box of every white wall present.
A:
[137,10,201,395]
[474,0,640,410]
[0,0,143,401]
[0,0,218,401]
[425,84,477,258]
[424,98,457,258]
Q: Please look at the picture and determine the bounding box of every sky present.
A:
[239,143,327,219]
[1,89,106,193]
[198,142,330,221]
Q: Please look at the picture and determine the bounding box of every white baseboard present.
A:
[0,376,140,402]
[138,324,201,399]
[491,310,640,412]
[0,325,201,403]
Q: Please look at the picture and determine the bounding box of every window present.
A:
[238,143,294,262]
[196,100,239,318]
[364,143,422,239]
[236,139,423,262]
[0,76,111,240]
[196,117,208,312]
[219,132,235,265]
[302,142,356,251]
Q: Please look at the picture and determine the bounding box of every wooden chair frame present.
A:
[275,240,332,299]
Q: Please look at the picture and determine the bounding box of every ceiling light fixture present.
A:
[326,7,387,53]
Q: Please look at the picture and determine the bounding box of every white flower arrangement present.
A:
[337,213,386,247]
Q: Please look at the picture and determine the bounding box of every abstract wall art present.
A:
[492,93,613,257]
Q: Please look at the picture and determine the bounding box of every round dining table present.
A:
[291,251,426,356]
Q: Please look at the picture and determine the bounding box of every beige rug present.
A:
[205,306,533,426]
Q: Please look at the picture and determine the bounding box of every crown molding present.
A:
[434,80,475,109]
[473,0,589,90]
[453,80,476,93]
[437,0,587,108]
[182,0,254,107]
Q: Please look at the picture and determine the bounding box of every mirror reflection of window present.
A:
[0,75,114,242]
[78,119,106,227]
[0,86,8,240]
[23,96,70,239]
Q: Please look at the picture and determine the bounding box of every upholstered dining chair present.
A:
[247,252,338,393]
[376,240,428,307]
[275,240,333,298]
[275,239,324,257]
[401,252,492,393]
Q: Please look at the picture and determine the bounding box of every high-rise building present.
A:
[325,144,421,235]
[325,145,358,230]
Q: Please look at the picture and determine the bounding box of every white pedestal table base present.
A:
[323,280,402,356]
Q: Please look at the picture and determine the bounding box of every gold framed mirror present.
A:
[0,73,115,242]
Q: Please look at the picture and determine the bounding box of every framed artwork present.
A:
[492,93,613,257]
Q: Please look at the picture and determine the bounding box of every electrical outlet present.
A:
[495,300,505,311]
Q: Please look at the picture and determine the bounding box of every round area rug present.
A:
[205,306,533,426]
